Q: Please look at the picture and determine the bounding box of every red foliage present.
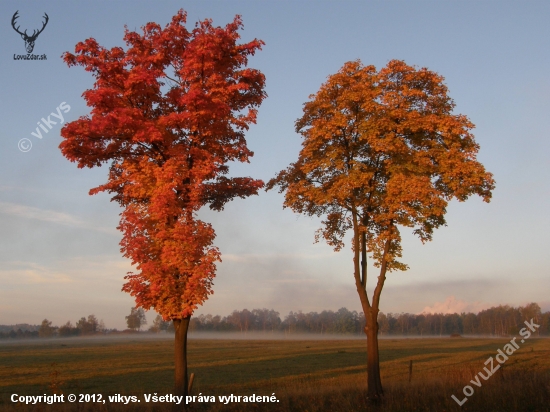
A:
[60,10,266,319]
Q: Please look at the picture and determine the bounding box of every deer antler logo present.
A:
[11,11,49,54]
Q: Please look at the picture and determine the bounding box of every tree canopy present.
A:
[270,59,494,272]
[60,10,266,320]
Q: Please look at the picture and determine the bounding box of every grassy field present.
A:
[1,335,549,411]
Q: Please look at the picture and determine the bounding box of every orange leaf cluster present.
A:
[268,60,495,271]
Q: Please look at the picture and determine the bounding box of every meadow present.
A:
[0,335,549,411]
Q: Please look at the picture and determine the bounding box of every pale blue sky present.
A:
[1,1,549,329]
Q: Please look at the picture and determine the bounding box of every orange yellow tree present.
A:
[60,10,266,397]
[268,60,495,400]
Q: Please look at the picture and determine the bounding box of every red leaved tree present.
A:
[268,60,495,400]
[60,10,266,397]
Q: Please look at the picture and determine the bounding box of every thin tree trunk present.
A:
[174,316,190,399]
[352,211,392,402]
[365,307,383,400]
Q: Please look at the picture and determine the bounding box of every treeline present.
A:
[0,307,148,340]
[0,315,107,339]
[188,303,550,337]
[0,324,40,339]
[189,308,360,334]
[378,303,548,337]
[2,303,549,340]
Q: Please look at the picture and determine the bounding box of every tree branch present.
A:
[372,221,393,310]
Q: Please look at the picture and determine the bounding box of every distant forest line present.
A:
[1,302,549,340]
[188,303,549,336]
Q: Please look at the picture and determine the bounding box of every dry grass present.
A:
[0,336,548,411]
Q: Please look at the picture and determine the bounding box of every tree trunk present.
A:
[365,307,384,401]
[352,211,390,402]
[174,316,190,399]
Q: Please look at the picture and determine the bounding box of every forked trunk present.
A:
[365,308,383,401]
[174,316,190,401]
[353,211,390,402]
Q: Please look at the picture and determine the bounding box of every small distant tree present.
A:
[74,315,99,335]
[76,318,88,334]
[520,303,542,336]
[58,321,79,337]
[87,315,99,334]
[149,319,160,333]
[39,319,55,338]
[149,314,170,333]
[76,315,98,335]
[126,307,147,331]
[378,313,390,335]
[98,319,106,333]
